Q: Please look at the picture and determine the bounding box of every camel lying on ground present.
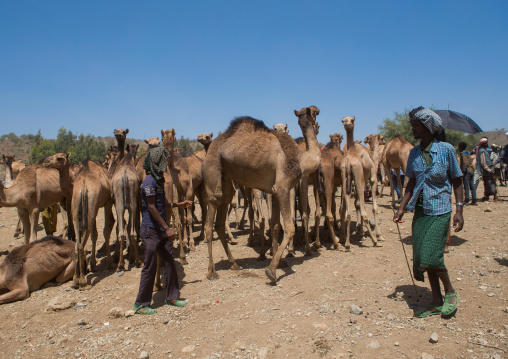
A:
[0,236,76,304]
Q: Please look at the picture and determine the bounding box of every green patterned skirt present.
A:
[411,205,451,282]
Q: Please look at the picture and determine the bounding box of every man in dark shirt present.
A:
[133,147,192,315]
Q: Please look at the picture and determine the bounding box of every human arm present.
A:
[146,195,177,239]
[452,177,464,232]
[164,200,193,211]
[393,177,416,223]
[493,148,506,166]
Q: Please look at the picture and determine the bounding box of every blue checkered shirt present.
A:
[405,139,463,215]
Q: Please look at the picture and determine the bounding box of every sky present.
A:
[1,1,507,144]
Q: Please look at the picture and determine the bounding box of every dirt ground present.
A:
[0,186,507,359]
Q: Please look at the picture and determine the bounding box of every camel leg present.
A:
[352,168,379,248]
[215,181,242,270]
[265,188,293,283]
[55,259,76,283]
[299,177,311,256]
[14,216,23,238]
[173,207,187,264]
[354,191,363,237]
[396,171,403,203]
[324,178,339,249]
[245,189,256,246]
[103,201,115,267]
[312,176,322,250]
[269,195,281,258]
[89,221,98,272]
[0,284,30,304]
[17,208,31,244]
[370,178,384,242]
[224,208,238,245]
[185,188,196,251]
[195,185,206,241]
[30,208,41,244]
[387,166,396,207]
[205,198,219,279]
[128,207,141,268]
[253,190,266,261]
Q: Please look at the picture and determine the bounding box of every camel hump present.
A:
[220,116,270,139]
[0,236,73,275]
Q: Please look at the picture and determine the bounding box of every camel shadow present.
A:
[388,284,432,311]
[494,257,508,267]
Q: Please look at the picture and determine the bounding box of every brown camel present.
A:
[381,135,414,207]
[339,116,383,251]
[162,130,210,251]
[364,134,387,195]
[0,152,73,244]
[202,106,321,283]
[273,123,288,134]
[319,133,344,246]
[108,130,141,271]
[71,160,115,289]
[2,154,26,237]
[0,236,76,304]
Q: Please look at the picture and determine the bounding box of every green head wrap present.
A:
[143,146,170,184]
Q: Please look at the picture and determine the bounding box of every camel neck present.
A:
[4,163,14,188]
[299,121,321,175]
[345,129,355,150]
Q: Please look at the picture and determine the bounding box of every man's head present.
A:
[458,142,467,152]
[478,137,489,148]
[143,146,170,184]
[409,106,443,141]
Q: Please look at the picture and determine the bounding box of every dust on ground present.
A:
[0,187,507,359]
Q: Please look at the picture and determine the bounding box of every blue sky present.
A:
[1,1,507,144]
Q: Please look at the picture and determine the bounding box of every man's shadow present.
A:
[388,284,432,312]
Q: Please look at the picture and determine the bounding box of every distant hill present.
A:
[482,129,507,147]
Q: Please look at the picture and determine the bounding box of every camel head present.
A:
[342,116,355,131]
[126,143,139,156]
[354,140,362,145]
[114,128,129,141]
[43,153,71,170]
[273,123,289,135]
[294,106,319,130]
[104,146,119,167]
[2,154,14,167]
[329,133,344,147]
[161,129,176,150]
[144,137,161,148]
[197,133,214,146]
[364,134,384,147]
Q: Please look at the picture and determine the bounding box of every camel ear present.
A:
[171,129,175,136]
[125,129,129,135]
[210,133,213,138]
[161,129,164,137]
[66,153,71,159]
[273,125,276,130]
[157,137,159,140]
[144,139,149,144]
[285,123,287,129]
[294,110,298,117]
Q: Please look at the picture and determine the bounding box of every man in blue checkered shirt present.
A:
[394,107,464,319]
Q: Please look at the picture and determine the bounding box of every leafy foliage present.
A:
[378,108,481,151]
[29,127,107,164]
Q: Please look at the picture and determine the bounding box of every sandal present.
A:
[133,304,157,315]
[165,299,187,307]
[441,290,459,318]
[415,304,442,318]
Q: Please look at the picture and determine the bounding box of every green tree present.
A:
[30,139,55,164]
[54,127,77,153]
[378,108,481,150]
[176,136,194,153]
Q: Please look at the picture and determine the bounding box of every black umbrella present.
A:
[434,110,483,134]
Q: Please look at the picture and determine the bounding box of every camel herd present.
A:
[0,106,414,303]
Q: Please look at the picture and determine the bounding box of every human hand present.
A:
[453,212,464,232]
[165,227,177,239]
[176,200,193,209]
[393,208,405,223]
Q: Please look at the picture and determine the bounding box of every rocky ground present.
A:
[0,187,507,359]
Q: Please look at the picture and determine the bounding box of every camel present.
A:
[0,236,76,304]
[162,130,211,251]
[0,152,73,244]
[339,116,383,251]
[2,154,26,237]
[202,106,321,283]
[364,134,387,195]
[381,135,414,207]
[319,133,344,246]
[71,160,115,289]
[108,130,141,271]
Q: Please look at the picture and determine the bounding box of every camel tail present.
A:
[122,172,130,210]
[345,159,352,195]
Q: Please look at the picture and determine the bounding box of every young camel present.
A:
[108,131,141,271]
[202,106,321,283]
[364,134,387,195]
[339,116,383,251]
[71,160,115,289]
[381,135,414,207]
[0,236,76,304]
[319,133,345,247]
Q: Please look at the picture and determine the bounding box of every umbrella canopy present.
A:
[434,110,483,134]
